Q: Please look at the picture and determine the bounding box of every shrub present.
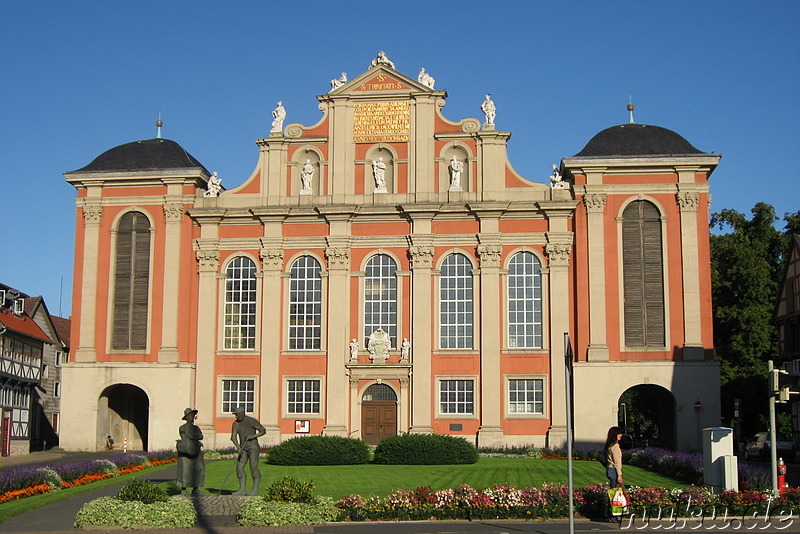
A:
[74,496,196,528]
[264,476,317,504]
[267,436,371,465]
[373,433,478,464]
[238,496,338,526]
[117,479,169,504]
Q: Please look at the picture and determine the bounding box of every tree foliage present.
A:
[710,203,800,436]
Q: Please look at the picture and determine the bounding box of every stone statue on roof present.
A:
[480,94,496,126]
[330,72,347,91]
[418,68,435,89]
[271,101,286,134]
[370,51,395,70]
[204,172,222,197]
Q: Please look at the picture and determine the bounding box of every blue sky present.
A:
[2,1,798,316]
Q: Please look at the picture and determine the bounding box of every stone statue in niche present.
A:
[368,328,391,363]
[448,155,464,191]
[418,68,435,89]
[349,339,359,361]
[204,172,222,197]
[480,94,496,126]
[300,159,314,194]
[400,338,411,360]
[330,72,347,91]
[370,51,395,70]
[271,101,286,134]
[371,157,387,192]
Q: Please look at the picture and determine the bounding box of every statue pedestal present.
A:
[482,123,496,131]
[373,187,387,194]
[448,185,463,192]
[299,189,312,196]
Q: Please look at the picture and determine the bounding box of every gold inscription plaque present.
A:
[353,101,409,143]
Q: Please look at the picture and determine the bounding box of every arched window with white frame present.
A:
[439,253,474,349]
[363,254,398,347]
[288,256,322,350]
[224,256,257,349]
[507,251,543,348]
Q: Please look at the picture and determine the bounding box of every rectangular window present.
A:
[439,379,474,414]
[55,351,63,366]
[221,379,255,413]
[287,380,321,414]
[54,382,61,398]
[508,378,544,414]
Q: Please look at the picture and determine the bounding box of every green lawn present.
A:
[185,457,686,498]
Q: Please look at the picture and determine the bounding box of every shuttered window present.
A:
[112,211,150,350]
[288,256,322,350]
[622,201,665,347]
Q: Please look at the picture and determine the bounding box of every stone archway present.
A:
[97,384,149,451]
[618,384,676,450]
[361,383,398,445]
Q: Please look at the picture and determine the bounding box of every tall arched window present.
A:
[112,211,150,350]
[363,254,398,347]
[440,253,473,349]
[507,252,543,348]
[289,256,322,350]
[224,257,257,349]
[622,200,665,347]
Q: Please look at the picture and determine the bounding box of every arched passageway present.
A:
[618,384,676,449]
[97,384,149,451]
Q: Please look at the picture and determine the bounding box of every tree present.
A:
[710,203,800,437]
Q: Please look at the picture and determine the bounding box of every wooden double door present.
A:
[361,401,397,445]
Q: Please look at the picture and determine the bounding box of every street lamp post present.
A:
[620,402,628,434]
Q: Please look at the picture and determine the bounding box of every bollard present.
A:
[778,458,788,493]
[123,438,128,453]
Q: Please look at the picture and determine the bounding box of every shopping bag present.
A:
[608,487,628,516]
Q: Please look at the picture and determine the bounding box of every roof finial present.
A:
[156,109,163,139]
[627,92,635,124]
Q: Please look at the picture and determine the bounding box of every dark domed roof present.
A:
[73,138,209,174]
[574,124,706,157]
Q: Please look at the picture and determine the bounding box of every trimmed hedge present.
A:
[373,433,479,465]
[266,436,371,465]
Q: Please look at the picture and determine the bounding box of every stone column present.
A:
[584,194,609,361]
[349,377,359,439]
[545,241,571,448]
[194,243,220,445]
[259,245,284,444]
[409,243,434,434]
[74,202,102,362]
[158,201,183,363]
[399,375,410,433]
[477,242,504,446]
[677,191,704,360]
[323,241,350,436]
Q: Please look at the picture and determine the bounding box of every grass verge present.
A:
[183,457,687,498]
[0,463,174,523]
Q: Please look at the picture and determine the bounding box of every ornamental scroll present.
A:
[353,101,410,143]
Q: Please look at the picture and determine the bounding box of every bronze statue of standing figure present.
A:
[176,408,204,494]
[231,406,266,495]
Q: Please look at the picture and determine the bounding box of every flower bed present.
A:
[336,483,797,521]
[0,451,177,504]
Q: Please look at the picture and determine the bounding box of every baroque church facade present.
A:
[62,55,721,452]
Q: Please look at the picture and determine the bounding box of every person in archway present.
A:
[603,426,625,521]
[176,408,204,494]
[231,406,266,495]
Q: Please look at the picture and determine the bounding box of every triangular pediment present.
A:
[327,64,437,97]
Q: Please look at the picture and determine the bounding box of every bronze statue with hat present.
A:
[176,407,204,494]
